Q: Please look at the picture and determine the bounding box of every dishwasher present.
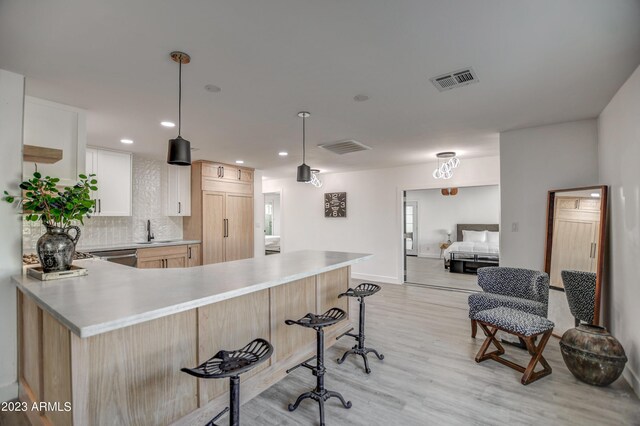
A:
[89,248,138,267]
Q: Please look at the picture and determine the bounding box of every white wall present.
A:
[598,64,640,396]
[263,156,500,283]
[499,119,599,336]
[406,185,500,257]
[0,69,24,402]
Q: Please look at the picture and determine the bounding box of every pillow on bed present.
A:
[486,231,500,243]
[462,230,487,242]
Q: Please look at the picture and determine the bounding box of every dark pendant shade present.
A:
[297,163,311,182]
[167,136,191,166]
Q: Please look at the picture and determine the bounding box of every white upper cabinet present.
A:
[86,148,132,216]
[164,165,191,216]
[23,97,86,186]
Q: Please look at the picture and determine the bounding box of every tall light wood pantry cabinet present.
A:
[183,161,254,265]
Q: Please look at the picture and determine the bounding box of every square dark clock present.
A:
[324,192,347,217]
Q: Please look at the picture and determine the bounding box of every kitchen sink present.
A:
[136,240,178,245]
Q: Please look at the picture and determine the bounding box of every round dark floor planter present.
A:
[559,324,627,387]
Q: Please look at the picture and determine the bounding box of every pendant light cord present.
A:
[178,56,182,136]
[302,115,306,163]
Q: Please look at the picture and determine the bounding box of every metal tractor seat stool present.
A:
[336,283,385,374]
[285,307,352,426]
[181,338,273,426]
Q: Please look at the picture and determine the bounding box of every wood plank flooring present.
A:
[2,281,638,425]
[406,256,480,292]
[241,282,640,426]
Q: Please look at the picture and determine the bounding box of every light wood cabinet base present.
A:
[18,267,352,425]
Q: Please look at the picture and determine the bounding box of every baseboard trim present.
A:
[623,365,639,398]
[351,273,402,285]
[0,381,18,402]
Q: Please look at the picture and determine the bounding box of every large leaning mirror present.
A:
[544,185,607,324]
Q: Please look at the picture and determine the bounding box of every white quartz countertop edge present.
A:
[15,252,373,338]
[76,239,202,253]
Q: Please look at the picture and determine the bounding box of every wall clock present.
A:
[324,192,347,217]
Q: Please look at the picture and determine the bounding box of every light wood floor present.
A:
[242,282,639,426]
[2,282,638,426]
[406,256,480,292]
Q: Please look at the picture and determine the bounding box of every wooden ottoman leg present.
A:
[471,319,477,338]
[475,323,505,363]
[521,330,553,385]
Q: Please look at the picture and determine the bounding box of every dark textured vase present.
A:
[36,225,81,273]
[559,324,627,387]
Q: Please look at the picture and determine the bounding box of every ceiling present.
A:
[1,1,639,179]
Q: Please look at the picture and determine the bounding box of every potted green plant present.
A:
[3,171,98,272]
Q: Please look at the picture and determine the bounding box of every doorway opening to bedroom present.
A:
[403,184,500,291]
[264,192,281,255]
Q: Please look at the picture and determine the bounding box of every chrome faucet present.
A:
[147,220,155,242]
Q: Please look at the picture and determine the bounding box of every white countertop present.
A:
[76,239,202,253]
[14,250,372,338]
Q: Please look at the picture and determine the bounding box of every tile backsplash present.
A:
[22,156,183,252]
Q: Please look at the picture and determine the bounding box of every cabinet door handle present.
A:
[178,201,181,214]
[224,219,229,238]
[221,166,225,178]
[217,166,221,178]
[238,169,241,180]
[188,247,192,259]
[98,199,101,213]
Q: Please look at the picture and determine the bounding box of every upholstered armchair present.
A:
[561,270,596,326]
[468,267,550,338]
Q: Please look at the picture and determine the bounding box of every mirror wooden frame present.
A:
[544,185,608,324]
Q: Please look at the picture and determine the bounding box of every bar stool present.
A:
[181,338,273,426]
[285,308,352,426]
[336,283,384,374]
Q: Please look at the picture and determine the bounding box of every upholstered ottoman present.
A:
[473,307,555,385]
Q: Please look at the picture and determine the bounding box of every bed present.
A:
[444,224,500,274]
[265,235,281,254]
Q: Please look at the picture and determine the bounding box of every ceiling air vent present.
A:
[430,67,479,92]
[318,140,372,155]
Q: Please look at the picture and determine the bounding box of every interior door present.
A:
[203,192,225,265]
[225,193,254,261]
[405,201,418,256]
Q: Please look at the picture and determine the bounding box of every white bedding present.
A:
[444,241,499,260]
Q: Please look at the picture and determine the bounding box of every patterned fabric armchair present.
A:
[468,267,550,338]
[561,270,596,326]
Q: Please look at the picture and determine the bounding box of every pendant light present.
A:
[167,51,192,166]
[296,111,311,182]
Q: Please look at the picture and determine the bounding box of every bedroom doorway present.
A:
[264,192,281,255]
[402,184,500,292]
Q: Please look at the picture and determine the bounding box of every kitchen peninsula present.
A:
[14,250,371,425]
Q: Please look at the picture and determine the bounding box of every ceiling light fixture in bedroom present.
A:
[432,152,460,180]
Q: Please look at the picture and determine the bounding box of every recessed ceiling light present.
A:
[161,121,175,128]
[235,160,244,164]
[354,94,369,102]
[278,151,288,156]
[120,139,133,144]
[205,84,221,93]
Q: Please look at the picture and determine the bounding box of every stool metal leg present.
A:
[288,327,352,425]
[337,297,384,374]
[229,376,240,426]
